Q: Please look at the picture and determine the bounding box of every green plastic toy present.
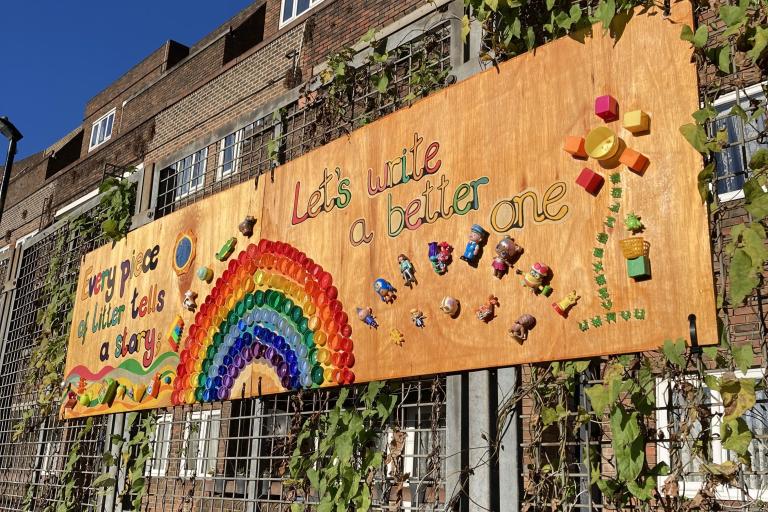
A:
[216,237,237,261]
[624,212,644,233]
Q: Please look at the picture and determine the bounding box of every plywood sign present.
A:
[63,3,716,418]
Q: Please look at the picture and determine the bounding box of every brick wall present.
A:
[148,24,305,161]
[0,184,54,243]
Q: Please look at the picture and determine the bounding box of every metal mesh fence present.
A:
[0,208,111,511]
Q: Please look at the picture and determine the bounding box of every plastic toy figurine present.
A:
[238,216,257,237]
[518,263,553,296]
[356,307,379,329]
[216,237,237,261]
[476,295,500,322]
[428,242,452,274]
[492,236,524,278]
[183,290,198,311]
[197,266,213,283]
[63,385,78,410]
[373,278,397,303]
[440,296,460,318]
[398,254,416,287]
[624,212,644,233]
[552,290,580,317]
[389,328,405,346]
[411,309,426,328]
[460,224,489,264]
[508,314,537,343]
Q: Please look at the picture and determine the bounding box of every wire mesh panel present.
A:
[0,208,112,511]
[140,377,446,512]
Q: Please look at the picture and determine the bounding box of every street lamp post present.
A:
[0,116,23,227]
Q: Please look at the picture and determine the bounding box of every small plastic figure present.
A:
[398,254,416,287]
[460,224,489,264]
[197,266,213,283]
[492,236,524,278]
[508,314,537,343]
[239,216,257,237]
[411,309,426,328]
[624,212,644,233]
[389,328,405,346]
[552,290,580,317]
[356,307,379,329]
[440,296,460,317]
[373,278,397,303]
[476,295,500,322]
[518,263,553,296]
[63,385,78,410]
[428,242,453,274]
[183,290,198,311]
[216,237,237,261]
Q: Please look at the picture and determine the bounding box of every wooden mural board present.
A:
[63,3,717,419]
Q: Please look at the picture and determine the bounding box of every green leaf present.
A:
[545,0,555,10]
[692,105,717,123]
[360,27,376,43]
[721,417,753,456]
[376,74,389,94]
[524,26,535,50]
[307,467,320,491]
[680,123,710,154]
[593,0,616,30]
[730,248,759,304]
[461,15,470,43]
[745,194,768,219]
[661,339,686,368]
[697,162,715,204]
[717,45,732,74]
[91,473,116,489]
[627,475,656,501]
[732,344,754,373]
[720,373,756,421]
[681,25,708,49]
[749,148,768,171]
[730,103,748,122]
[702,460,739,477]
[719,3,747,27]
[747,26,768,62]
[610,406,644,482]
[486,0,499,11]
[586,384,610,414]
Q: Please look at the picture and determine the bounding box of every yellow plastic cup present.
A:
[585,126,619,160]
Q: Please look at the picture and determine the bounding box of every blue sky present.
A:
[1,1,255,160]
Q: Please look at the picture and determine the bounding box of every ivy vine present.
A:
[287,381,397,511]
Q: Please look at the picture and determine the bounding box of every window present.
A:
[711,83,767,200]
[180,410,221,478]
[173,148,208,199]
[146,413,173,477]
[280,0,324,26]
[89,109,116,150]
[217,130,243,180]
[657,369,768,501]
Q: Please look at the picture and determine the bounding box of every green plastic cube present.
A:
[627,256,651,279]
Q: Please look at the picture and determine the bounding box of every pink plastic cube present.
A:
[595,95,619,122]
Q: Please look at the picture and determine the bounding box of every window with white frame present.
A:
[146,413,173,477]
[711,83,767,200]
[217,130,243,180]
[657,369,768,502]
[280,0,324,26]
[89,109,116,151]
[173,148,208,200]
[180,410,221,478]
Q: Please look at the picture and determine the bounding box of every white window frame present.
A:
[217,130,243,180]
[15,230,38,248]
[657,368,768,502]
[89,108,116,151]
[712,82,767,202]
[279,0,325,27]
[174,148,208,200]
[179,410,221,478]
[146,413,174,477]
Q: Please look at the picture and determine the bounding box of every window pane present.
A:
[186,420,202,473]
[105,112,114,139]
[90,128,99,147]
[282,0,294,22]
[296,0,310,15]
